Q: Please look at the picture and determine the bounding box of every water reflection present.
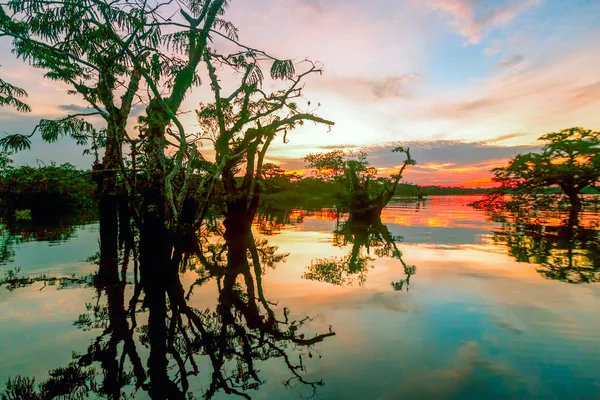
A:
[2,223,334,399]
[0,212,97,266]
[303,211,416,290]
[488,212,600,284]
[254,209,304,236]
[3,197,600,399]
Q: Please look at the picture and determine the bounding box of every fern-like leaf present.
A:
[270,59,295,80]
[0,134,32,152]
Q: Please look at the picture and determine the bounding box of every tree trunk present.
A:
[102,282,128,399]
[568,207,580,226]
[223,197,252,272]
[96,132,120,286]
[139,121,173,398]
[563,186,583,213]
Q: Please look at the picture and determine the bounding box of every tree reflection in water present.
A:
[254,207,309,237]
[303,212,416,290]
[0,212,98,267]
[1,223,335,399]
[487,209,600,284]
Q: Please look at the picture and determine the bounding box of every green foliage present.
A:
[0,134,31,152]
[0,115,97,153]
[304,150,360,181]
[0,75,31,113]
[1,376,41,400]
[408,185,492,196]
[14,209,31,220]
[304,148,415,211]
[478,127,600,212]
[0,156,96,214]
[0,2,337,397]
[260,177,345,210]
[270,59,296,80]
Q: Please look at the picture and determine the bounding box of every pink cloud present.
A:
[429,0,541,45]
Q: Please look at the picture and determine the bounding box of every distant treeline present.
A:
[0,154,96,219]
[0,153,496,219]
[260,175,493,211]
[396,183,493,196]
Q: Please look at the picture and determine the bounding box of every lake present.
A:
[1,195,599,399]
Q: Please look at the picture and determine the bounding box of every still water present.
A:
[1,195,599,399]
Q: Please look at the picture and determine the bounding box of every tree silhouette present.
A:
[475,127,600,220]
[304,147,415,218]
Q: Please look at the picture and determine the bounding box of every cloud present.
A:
[272,140,541,186]
[403,48,600,133]
[314,74,421,101]
[497,54,524,69]
[402,161,505,186]
[484,46,500,56]
[296,0,323,14]
[2,0,598,180]
[370,75,421,99]
[365,140,541,185]
[316,144,360,150]
[429,0,541,45]
[485,132,529,143]
[381,341,530,399]
[58,103,147,117]
[363,140,540,167]
[58,104,93,113]
[567,80,600,109]
[226,0,428,76]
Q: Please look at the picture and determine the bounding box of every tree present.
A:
[0,0,156,286]
[0,67,31,164]
[196,55,333,271]
[260,163,286,179]
[304,147,415,216]
[0,3,297,390]
[1,2,335,395]
[487,127,600,216]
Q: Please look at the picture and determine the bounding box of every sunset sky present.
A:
[1,0,599,186]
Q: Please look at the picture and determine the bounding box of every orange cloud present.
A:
[283,169,305,176]
[401,159,508,186]
[463,177,496,188]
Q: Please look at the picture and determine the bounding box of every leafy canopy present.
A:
[493,127,600,196]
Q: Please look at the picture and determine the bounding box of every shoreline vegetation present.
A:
[469,128,600,224]
[0,154,96,221]
[2,153,598,221]
[0,154,494,220]
[260,179,494,211]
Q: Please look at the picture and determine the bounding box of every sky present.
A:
[1,0,600,186]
